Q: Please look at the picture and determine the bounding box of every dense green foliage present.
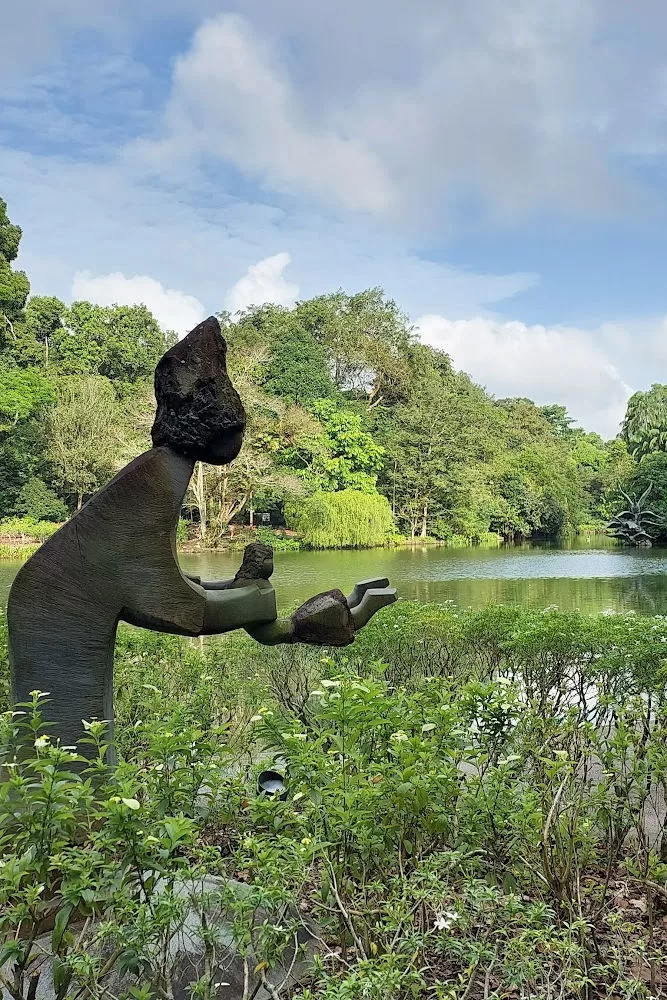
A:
[2,603,667,996]
[622,384,667,460]
[0,198,30,338]
[13,476,68,521]
[0,194,656,548]
[285,489,395,548]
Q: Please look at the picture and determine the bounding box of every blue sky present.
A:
[2,0,667,436]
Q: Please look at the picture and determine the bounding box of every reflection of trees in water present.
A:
[412,573,667,614]
[617,575,667,614]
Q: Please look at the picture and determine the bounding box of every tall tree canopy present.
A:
[0,198,30,341]
[621,385,667,460]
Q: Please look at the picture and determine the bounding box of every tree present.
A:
[285,489,395,548]
[204,447,302,542]
[52,302,171,387]
[539,403,580,441]
[621,385,667,460]
[281,399,385,494]
[490,444,583,539]
[296,288,415,408]
[495,398,557,449]
[190,383,311,540]
[230,304,336,404]
[21,295,67,367]
[13,477,68,521]
[46,376,125,510]
[0,367,54,431]
[0,418,51,516]
[570,434,633,525]
[378,345,504,537]
[0,198,30,342]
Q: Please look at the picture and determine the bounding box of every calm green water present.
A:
[3,536,667,615]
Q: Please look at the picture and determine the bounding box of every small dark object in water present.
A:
[258,769,287,800]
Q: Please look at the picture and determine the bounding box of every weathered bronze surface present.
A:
[8,317,396,753]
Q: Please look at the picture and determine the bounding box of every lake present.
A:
[4,534,667,615]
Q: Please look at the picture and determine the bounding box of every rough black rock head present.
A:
[291,589,355,646]
[151,316,246,464]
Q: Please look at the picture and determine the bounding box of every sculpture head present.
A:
[151,316,246,464]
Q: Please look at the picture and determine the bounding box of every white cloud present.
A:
[127,2,651,229]
[1,147,534,323]
[71,271,205,335]
[4,1,667,229]
[416,314,634,438]
[136,14,394,216]
[224,253,299,315]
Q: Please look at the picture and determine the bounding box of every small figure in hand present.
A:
[186,542,274,590]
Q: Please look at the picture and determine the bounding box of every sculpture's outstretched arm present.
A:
[200,582,277,635]
[122,580,278,637]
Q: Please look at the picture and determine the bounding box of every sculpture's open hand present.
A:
[346,577,389,609]
[348,584,397,629]
[289,579,397,647]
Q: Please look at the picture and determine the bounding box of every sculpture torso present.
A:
[8,447,205,748]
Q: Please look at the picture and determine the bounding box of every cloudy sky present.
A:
[2,0,667,437]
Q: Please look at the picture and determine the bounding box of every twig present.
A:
[242,956,250,1000]
[0,970,23,1000]
[275,931,300,993]
[260,971,282,1000]
[627,876,667,902]
[325,861,368,962]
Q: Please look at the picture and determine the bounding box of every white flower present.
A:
[34,735,50,749]
[320,679,341,689]
[434,910,458,931]
[390,730,409,743]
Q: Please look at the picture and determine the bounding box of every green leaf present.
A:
[51,903,73,952]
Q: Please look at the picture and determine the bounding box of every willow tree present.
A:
[286,489,395,548]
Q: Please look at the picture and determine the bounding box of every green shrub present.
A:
[0,543,40,561]
[2,606,667,997]
[12,477,68,522]
[285,489,395,548]
[255,525,301,550]
[0,516,62,540]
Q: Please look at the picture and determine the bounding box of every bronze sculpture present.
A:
[8,317,396,754]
